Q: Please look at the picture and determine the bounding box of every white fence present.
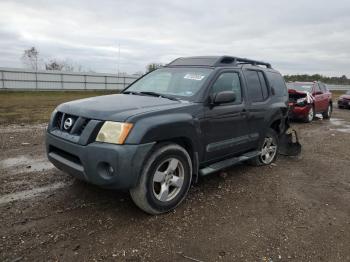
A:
[0,67,139,90]
[1,67,349,91]
[326,84,350,91]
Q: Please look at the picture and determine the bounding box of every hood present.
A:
[339,94,350,100]
[288,88,307,95]
[56,94,188,122]
[288,89,314,103]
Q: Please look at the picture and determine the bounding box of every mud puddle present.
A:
[0,182,69,205]
[0,123,47,134]
[329,118,350,133]
[0,155,54,174]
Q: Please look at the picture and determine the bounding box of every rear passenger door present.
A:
[243,70,270,148]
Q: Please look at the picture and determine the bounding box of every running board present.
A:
[199,150,260,176]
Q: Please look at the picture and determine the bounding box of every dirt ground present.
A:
[0,108,350,262]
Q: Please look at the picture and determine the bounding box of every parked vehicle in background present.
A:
[46,56,298,214]
[338,90,350,109]
[288,82,332,122]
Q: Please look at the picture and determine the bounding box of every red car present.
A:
[288,82,333,123]
[337,90,350,109]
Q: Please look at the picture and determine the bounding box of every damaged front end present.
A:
[288,89,314,121]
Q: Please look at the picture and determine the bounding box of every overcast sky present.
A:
[0,0,350,76]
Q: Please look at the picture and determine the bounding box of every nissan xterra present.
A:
[46,56,298,214]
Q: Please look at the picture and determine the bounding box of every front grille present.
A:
[55,112,63,129]
[53,111,90,135]
[49,145,82,165]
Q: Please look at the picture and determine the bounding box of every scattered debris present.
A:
[177,252,204,262]
[219,172,228,178]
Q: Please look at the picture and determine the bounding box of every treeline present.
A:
[284,74,350,85]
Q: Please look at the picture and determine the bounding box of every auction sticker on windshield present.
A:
[184,73,205,81]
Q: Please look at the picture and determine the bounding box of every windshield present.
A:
[125,67,213,98]
[290,83,314,92]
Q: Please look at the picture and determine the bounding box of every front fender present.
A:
[125,113,201,153]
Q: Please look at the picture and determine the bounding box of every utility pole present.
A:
[117,43,120,76]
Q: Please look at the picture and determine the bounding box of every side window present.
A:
[314,83,321,93]
[265,72,287,97]
[258,72,269,100]
[244,70,264,102]
[211,72,242,103]
[319,83,327,93]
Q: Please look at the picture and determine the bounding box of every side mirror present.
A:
[213,91,236,104]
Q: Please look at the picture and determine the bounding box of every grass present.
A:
[0,89,347,125]
[330,90,346,100]
[0,91,116,124]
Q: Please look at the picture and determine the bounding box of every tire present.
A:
[248,128,279,166]
[322,103,332,119]
[130,143,192,215]
[304,105,315,123]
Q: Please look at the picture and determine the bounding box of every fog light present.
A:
[97,162,116,179]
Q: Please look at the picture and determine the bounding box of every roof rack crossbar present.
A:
[217,56,272,68]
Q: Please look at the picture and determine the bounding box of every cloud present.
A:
[0,0,349,76]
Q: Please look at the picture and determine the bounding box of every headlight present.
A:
[96,121,133,144]
[296,97,307,106]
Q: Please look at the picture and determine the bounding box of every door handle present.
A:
[240,109,248,117]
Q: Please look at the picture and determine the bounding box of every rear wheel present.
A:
[248,128,278,166]
[305,106,315,123]
[322,103,332,119]
[130,143,192,215]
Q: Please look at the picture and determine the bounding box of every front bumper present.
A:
[288,105,311,119]
[46,132,154,189]
[338,100,350,108]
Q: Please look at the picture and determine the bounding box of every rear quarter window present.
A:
[265,72,287,97]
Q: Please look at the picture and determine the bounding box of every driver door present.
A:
[202,71,251,162]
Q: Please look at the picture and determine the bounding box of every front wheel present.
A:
[248,128,278,166]
[322,103,332,119]
[305,106,315,123]
[130,143,192,215]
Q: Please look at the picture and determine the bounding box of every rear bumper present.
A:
[289,105,311,119]
[46,132,154,189]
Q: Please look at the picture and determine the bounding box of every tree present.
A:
[284,74,350,85]
[22,47,40,70]
[146,63,163,73]
[45,59,84,72]
[45,59,65,71]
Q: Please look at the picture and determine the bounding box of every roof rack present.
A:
[229,57,272,69]
[167,56,272,68]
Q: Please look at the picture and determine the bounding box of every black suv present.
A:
[46,56,289,214]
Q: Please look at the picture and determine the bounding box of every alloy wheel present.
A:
[308,107,314,122]
[152,158,184,202]
[260,137,278,164]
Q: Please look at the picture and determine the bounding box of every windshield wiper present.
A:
[123,90,179,101]
[139,91,180,101]
[123,91,142,95]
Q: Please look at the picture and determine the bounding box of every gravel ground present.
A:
[0,108,349,262]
